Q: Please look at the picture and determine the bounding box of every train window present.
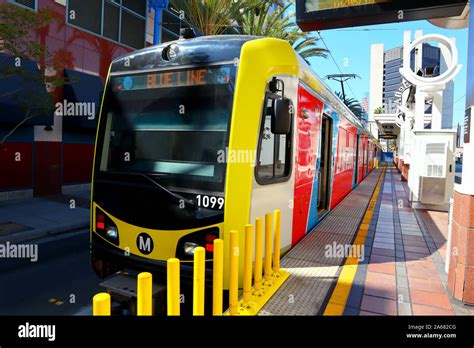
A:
[256,94,292,184]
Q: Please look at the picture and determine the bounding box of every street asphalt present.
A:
[0,229,100,315]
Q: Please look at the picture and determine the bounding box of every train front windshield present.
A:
[97,65,236,194]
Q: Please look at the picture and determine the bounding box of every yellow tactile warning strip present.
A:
[224,270,290,316]
[323,165,387,315]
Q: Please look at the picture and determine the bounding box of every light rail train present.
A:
[90,35,380,290]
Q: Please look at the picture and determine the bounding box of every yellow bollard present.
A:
[137,272,153,316]
[264,213,273,284]
[273,210,281,275]
[254,217,263,295]
[213,239,224,316]
[243,224,253,306]
[93,292,111,316]
[229,230,239,315]
[193,246,205,316]
[167,258,180,316]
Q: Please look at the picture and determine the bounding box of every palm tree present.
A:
[235,1,327,60]
[374,106,385,114]
[169,0,235,36]
[335,91,363,120]
[169,0,328,60]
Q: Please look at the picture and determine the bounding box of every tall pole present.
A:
[340,80,346,102]
[154,8,162,45]
[325,74,360,103]
[149,0,170,45]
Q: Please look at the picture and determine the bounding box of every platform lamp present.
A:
[148,0,170,45]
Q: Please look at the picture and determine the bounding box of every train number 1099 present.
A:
[196,195,225,210]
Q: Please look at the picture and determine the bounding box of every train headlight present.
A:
[176,227,219,260]
[95,207,120,246]
[106,226,118,239]
[184,242,199,256]
[163,43,179,61]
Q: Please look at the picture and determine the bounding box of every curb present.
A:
[0,220,89,244]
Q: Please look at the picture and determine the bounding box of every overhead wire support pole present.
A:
[325,74,361,102]
[149,0,170,45]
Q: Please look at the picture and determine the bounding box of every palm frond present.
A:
[169,0,328,60]
[335,91,363,119]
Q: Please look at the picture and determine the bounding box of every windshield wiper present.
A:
[105,171,197,210]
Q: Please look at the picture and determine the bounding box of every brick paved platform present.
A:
[260,167,384,315]
[260,165,474,316]
[346,167,474,315]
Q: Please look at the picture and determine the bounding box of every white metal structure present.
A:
[398,34,461,211]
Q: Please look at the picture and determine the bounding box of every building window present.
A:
[383,84,400,93]
[384,59,402,69]
[10,0,36,11]
[384,91,397,98]
[121,9,145,48]
[384,78,402,88]
[122,0,146,16]
[384,71,400,79]
[68,0,101,34]
[161,9,187,43]
[67,0,146,49]
[384,66,401,75]
[256,94,292,184]
[103,1,120,41]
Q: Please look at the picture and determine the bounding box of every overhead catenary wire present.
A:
[316,30,359,102]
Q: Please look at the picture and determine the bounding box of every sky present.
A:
[304,21,470,128]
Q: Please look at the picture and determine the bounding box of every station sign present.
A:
[380,134,397,140]
[296,0,468,31]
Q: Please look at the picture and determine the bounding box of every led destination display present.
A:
[113,66,231,91]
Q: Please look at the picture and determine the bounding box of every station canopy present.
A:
[296,0,468,31]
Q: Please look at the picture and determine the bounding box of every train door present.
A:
[369,142,374,172]
[317,114,332,217]
[357,134,364,184]
[353,133,359,187]
[365,139,369,176]
[358,136,367,182]
[361,137,367,178]
[353,134,359,187]
[291,85,322,243]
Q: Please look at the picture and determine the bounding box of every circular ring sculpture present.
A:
[399,34,462,88]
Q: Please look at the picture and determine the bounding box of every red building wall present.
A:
[0,0,133,194]
[37,0,132,79]
[0,143,33,190]
[34,141,62,196]
[63,143,95,183]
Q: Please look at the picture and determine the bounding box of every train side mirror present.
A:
[271,97,292,134]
